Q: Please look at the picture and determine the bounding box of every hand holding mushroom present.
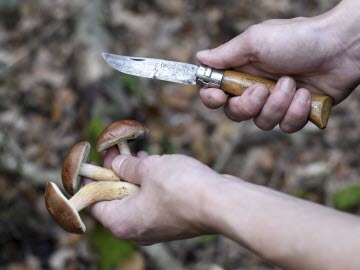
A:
[45,120,148,234]
[45,181,138,234]
[45,118,360,270]
[89,153,220,244]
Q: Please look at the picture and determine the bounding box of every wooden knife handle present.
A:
[220,70,333,129]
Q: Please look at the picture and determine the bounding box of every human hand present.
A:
[197,4,360,133]
[85,149,360,270]
[88,148,222,245]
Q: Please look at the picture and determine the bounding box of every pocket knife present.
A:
[102,52,332,129]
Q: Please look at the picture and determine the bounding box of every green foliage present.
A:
[332,185,360,211]
[82,115,106,164]
[118,74,145,99]
[163,137,177,154]
[196,235,217,243]
[292,189,309,199]
[144,146,156,155]
[91,224,135,270]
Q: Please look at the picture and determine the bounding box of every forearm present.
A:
[203,176,360,270]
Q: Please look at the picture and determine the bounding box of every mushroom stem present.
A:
[118,141,131,155]
[45,181,139,234]
[79,163,120,181]
[70,181,139,211]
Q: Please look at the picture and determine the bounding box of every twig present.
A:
[0,131,60,186]
[0,153,61,186]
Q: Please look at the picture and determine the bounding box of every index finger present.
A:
[103,146,120,169]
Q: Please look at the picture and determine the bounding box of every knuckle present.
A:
[160,154,172,159]
[241,102,260,118]
[137,158,151,175]
[139,155,161,174]
[224,100,252,122]
[268,101,288,114]
[288,110,306,122]
[147,155,162,164]
[243,24,264,58]
[245,24,262,39]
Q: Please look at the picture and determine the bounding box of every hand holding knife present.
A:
[102,53,332,129]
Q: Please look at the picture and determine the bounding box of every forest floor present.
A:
[1,0,359,269]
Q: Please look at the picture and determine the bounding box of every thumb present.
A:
[196,33,255,69]
[112,155,143,185]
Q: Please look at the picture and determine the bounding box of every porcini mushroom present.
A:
[45,181,138,234]
[96,120,149,155]
[62,141,121,195]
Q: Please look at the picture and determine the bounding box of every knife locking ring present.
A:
[196,66,224,88]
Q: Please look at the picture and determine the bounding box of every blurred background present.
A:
[1,0,359,269]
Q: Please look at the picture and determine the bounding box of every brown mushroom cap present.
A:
[96,120,149,152]
[45,182,86,234]
[61,141,90,195]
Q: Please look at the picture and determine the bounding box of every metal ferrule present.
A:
[196,66,224,88]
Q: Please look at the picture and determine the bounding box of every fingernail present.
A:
[251,85,268,104]
[279,77,295,93]
[295,90,310,104]
[112,155,127,171]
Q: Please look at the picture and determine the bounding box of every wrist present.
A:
[309,0,360,86]
[315,1,360,58]
[201,176,256,237]
[198,175,238,234]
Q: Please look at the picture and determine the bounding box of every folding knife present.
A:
[102,52,332,129]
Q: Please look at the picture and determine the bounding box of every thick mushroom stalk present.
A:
[96,120,149,155]
[62,141,121,195]
[45,181,138,234]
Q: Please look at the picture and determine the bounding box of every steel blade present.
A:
[102,53,198,85]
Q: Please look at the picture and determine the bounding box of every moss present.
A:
[332,185,360,211]
[91,224,135,270]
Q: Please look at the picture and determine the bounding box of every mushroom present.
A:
[45,181,138,234]
[62,141,121,195]
[96,120,149,155]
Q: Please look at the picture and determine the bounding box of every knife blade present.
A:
[102,52,332,129]
[102,53,198,85]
